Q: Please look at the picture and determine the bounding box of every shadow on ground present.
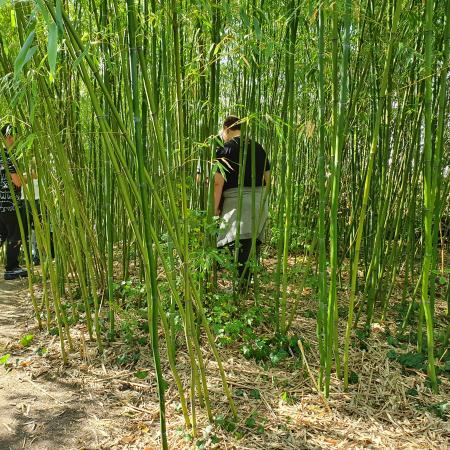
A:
[0,373,95,450]
[0,279,32,343]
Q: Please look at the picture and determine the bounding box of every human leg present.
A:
[238,238,263,287]
[236,238,251,280]
[3,210,27,278]
[0,214,7,248]
[31,201,40,264]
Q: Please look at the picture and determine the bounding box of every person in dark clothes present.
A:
[214,116,271,290]
[0,124,28,280]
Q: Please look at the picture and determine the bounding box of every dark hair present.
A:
[1,123,16,137]
[223,116,241,131]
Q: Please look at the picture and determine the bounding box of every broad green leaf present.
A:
[48,22,58,78]
[134,370,148,379]
[34,0,50,25]
[22,46,37,66]
[19,334,34,347]
[36,346,48,356]
[14,30,36,78]
[348,371,359,384]
[56,0,63,30]
[249,389,260,399]
[245,417,256,428]
[73,43,90,69]
[239,7,250,27]
[0,353,11,365]
[253,18,262,40]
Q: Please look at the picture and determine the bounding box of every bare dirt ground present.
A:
[0,280,95,450]
[0,276,449,450]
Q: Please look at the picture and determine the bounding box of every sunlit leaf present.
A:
[48,22,58,79]
[0,354,11,365]
[14,31,36,78]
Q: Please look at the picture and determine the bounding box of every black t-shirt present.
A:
[216,137,270,191]
[0,150,20,213]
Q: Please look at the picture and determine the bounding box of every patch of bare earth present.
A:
[0,269,449,449]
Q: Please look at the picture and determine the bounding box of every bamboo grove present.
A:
[0,0,449,446]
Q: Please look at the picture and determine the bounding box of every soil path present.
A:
[0,278,448,450]
[0,280,90,450]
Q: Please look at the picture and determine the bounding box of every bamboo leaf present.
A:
[253,18,262,40]
[48,22,58,79]
[239,7,250,27]
[22,46,37,65]
[56,0,63,31]
[10,8,15,28]
[35,0,50,25]
[72,43,91,69]
[14,30,36,78]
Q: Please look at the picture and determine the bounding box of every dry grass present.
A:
[2,255,449,449]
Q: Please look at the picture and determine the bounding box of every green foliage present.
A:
[215,414,236,432]
[348,371,359,385]
[195,439,206,450]
[0,354,11,365]
[426,402,448,421]
[36,346,48,357]
[207,294,265,347]
[47,22,58,80]
[49,326,60,336]
[116,351,140,367]
[245,416,256,428]
[2,0,449,437]
[249,389,260,400]
[194,424,220,449]
[14,30,36,79]
[280,391,296,405]
[114,280,146,306]
[387,350,428,372]
[355,329,369,351]
[406,387,418,397]
[242,334,304,366]
[19,334,34,347]
[134,370,148,379]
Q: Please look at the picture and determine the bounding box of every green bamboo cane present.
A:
[325,0,349,395]
[280,0,299,334]
[126,1,168,445]
[316,4,327,390]
[421,0,438,393]
[343,0,403,390]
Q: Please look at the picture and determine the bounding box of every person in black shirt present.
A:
[0,124,28,280]
[214,116,270,290]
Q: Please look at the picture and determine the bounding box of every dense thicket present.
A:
[0,0,448,446]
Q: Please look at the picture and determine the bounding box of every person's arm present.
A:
[10,173,22,187]
[214,172,225,216]
[11,170,37,188]
[6,156,21,187]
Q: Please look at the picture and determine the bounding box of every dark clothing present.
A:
[226,238,261,287]
[0,150,20,212]
[216,137,270,191]
[0,210,24,270]
[0,149,25,270]
[216,136,269,288]
[24,200,55,261]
